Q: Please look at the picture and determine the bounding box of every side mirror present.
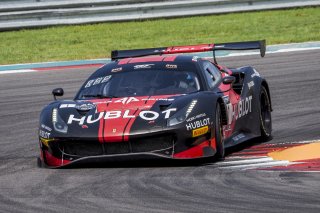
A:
[222,76,236,85]
[52,88,64,100]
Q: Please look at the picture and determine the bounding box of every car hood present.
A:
[56,95,183,142]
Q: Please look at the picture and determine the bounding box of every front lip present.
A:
[48,152,209,168]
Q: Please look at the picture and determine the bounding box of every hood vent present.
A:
[159,103,172,111]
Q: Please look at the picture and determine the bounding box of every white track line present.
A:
[222,160,292,170]
[216,157,273,166]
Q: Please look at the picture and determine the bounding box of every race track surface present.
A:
[0,50,320,212]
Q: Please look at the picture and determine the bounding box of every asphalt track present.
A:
[0,50,320,212]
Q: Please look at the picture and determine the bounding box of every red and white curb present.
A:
[213,139,320,171]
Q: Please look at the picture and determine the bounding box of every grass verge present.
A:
[0,7,319,65]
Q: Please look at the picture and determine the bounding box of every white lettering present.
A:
[247,81,254,89]
[105,111,121,119]
[248,96,252,112]
[87,112,104,124]
[93,77,103,85]
[139,111,159,121]
[162,108,177,119]
[226,103,233,125]
[186,118,210,130]
[186,123,192,131]
[85,80,94,88]
[101,75,111,83]
[232,95,253,121]
[115,97,139,104]
[67,108,178,125]
[123,110,135,118]
[67,114,86,125]
[39,130,51,139]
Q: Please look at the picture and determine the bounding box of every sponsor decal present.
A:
[146,98,174,102]
[186,118,210,131]
[247,81,254,89]
[39,138,54,147]
[225,95,253,124]
[115,97,139,104]
[222,95,230,103]
[39,130,51,139]
[134,64,154,69]
[192,56,199,62]
[233,133,245,141]
[41,124,52,132]
[60,103,95,110]
[111,67,122,72]
[192,126,209,137]
[223,96,233,127]
[186,113,206,123]
[234,95,252,120]
[165,64,177,69]
[93,97,175,105]
[251,69,260,78]
[60,104,76,109]
[76,103,95,111]
[67,108,177,125]
[85,75,111,88]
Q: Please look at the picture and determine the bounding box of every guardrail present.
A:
[0,0,319,31]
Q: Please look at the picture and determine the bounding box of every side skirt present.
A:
[224,132,259,148]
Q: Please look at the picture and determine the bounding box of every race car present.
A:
[38,40,272,168]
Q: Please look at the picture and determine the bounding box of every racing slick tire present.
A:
[214,103,225,159]
[259,86,272,141]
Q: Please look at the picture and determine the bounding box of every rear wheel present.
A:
[259,86,272,140]
[214,104,225,159]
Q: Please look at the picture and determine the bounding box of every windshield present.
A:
[76,70,200,99]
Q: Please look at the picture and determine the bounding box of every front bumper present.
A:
[40,140,216,168]
[39,128,217,168]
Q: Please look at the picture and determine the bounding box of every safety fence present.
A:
[0,0,319,31]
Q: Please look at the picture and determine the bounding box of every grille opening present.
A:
[59,140,103,157]
[130,134,174,153]
[59,134,174,157]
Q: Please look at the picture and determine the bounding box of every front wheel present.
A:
[259,86,272,140]
[214,103,225,159]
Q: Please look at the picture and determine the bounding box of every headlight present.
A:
[167,100,197,126]
[52,108,68,133]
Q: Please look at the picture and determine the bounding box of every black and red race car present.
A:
[38,40,272,168]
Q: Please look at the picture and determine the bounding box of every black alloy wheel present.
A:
[214,103,225,159]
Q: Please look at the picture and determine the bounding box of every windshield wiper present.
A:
[82,94,118,99]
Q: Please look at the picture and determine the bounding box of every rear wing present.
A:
[111,40,266,61]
